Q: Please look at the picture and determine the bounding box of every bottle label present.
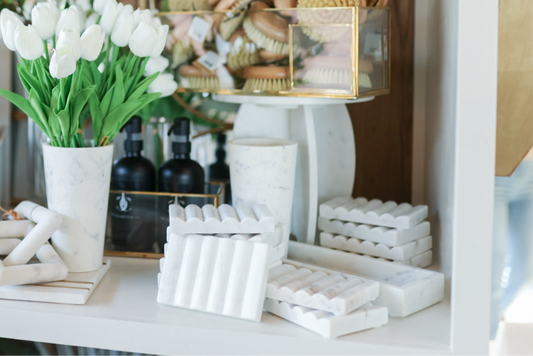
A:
[197,51,223,72]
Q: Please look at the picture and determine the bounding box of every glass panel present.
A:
[105,183,224,256]
[163,6,390,98]
[358,7,390,95]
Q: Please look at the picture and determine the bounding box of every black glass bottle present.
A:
[110,116,157,251]
[209,133,231,204]
[157,117,205,250]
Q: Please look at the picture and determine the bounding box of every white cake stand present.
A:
[213,94,374,244]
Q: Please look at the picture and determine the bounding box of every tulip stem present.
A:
[43,41,49,63]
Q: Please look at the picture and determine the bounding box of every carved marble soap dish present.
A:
[264,299,388,338]
[169,203,275,234]
[319,197,428,230]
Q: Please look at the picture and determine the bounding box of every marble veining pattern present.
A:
[43,143,114,272]
[267,264,379,316]
[320,197,428,230]
[264,299,388,338]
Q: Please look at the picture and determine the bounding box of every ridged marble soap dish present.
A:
[319,197,428,230]
[169,203,275,234]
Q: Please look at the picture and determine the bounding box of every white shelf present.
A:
[0,257,451,355]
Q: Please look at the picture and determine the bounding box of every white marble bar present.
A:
[287,242,444,317]
[0,243,68,286]
[0,238,21,255]
[264,299,388,339]
[4,201,62,267]
[267,264,379,316]
[0,220,35,238]
[319,197,428,230]
[320,233,433,261]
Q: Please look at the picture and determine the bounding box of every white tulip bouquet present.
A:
[0,0,178,147]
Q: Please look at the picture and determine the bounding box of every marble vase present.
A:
[229,138,298,248]
[43,143,114,272]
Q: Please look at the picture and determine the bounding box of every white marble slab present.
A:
[157,234,271,322]
[0,259,111,304]
[318,217,430,247]
[319,197,428,230]
[320,233,432,261]
[0,238,21,255]
[287,242,444,317]
[264,299,388,338]
[169,203,275,234]
[267,264,379,316]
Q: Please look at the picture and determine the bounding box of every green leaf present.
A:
[128,73,158,102]
[88,92,104,140]
[109,67,125,113]
[56,109,71,144]
[70,87,95,136]
[29,89,53,139]
[0,88,38,122]
[48,111,62,146]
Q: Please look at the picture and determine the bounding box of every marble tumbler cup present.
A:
[43,143,114,273]
[229,138,298,246]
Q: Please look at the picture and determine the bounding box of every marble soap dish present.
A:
[318,217,430,247]
[157,234,271,322]
[320,232,432,261]
[264,299,388,339]
[360,250,433,268]
[287,242,444,317]
[267,264,379,316]
[319,197,428,230]
[169,203,275,234]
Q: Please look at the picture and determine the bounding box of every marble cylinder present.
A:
[43,143,114,272]
[229,138,298,247]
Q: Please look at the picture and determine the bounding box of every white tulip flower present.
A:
[3,20,22,51]
[133,9,151,27]
[78,8,86,32]
[47,0,60,23]
[80,25,105,61]
[56,6,80,38]
[93,0,107,14]
[31,2,59,40]
[111,8,134,47]
[144,56,169,77]
[149,24,168,58]
[57,29,81,60]
[128,21,157,57]
[76,0,92,13]
[15,25,45,60]
[147,73,178,97]
[100,0,123,35]
[0,10,23,51]
[85,12,99,29]
[50,42,77,78]
[151,17,161,27]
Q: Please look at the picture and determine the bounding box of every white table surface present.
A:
[0,257,452,355]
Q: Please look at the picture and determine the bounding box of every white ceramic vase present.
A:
[229,138,298,247]
[43,143,114,272]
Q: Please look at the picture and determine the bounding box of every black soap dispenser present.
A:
[110,116,157,251]
[209,133,231,204]
[157,117,205,249]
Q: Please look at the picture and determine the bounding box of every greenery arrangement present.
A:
[0,0,178,147]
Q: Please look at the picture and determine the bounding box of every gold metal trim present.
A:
[109,190,219,198]
[104,251,163,259]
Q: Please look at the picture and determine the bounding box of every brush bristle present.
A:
[219,11,245,41]
[180,76,221,91]
[242,78,291,92]
[243,18,289,55]
[171,41,194,69]
[303,68,372,89]
[228,41,261,71]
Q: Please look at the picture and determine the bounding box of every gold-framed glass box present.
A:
[160,6,390,99]
[104,182,225,258]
